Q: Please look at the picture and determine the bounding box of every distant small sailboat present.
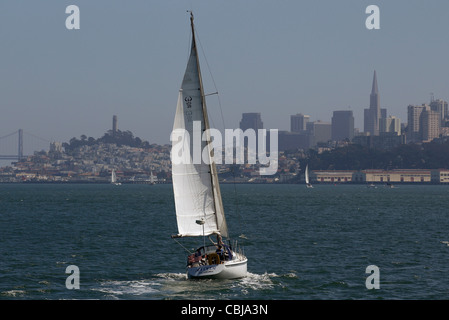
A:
[111,169,121,185]
[149,172,156,185]
[305,165,313,188]
[170,12,247,280]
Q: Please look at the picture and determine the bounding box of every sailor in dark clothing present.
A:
[224,245,233,260]
[216,245,224,261]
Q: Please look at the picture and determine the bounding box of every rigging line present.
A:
[194,28,226,133]
[208,236,217,246]
[23,131,50,143]
[231,164,246,240]
[0,130,19,140]
[172,237,193,254]
[194,21,247,241]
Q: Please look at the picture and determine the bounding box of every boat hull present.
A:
[187,258,247,280]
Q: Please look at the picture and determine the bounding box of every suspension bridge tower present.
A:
[18,129,23,160]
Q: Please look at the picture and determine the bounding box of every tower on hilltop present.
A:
[113,115,118,137]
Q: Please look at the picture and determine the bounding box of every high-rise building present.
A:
[290,113,310,132]
[239,113,264,153]
[278,131,310,151]
[407,104,427,143]
[430,99,448,126]
[380,116,401,135]
[331,110,354,141]
[240,113,263,132]
[364,71,381,135]
[407,104,440,143]
[421,108,440,142]
[307,120,331,147]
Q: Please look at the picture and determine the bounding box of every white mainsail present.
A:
[305,165,309,184]
[171,16,228,238]
[111,169,116,183]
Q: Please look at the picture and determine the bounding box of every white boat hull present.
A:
[187,256,247,280]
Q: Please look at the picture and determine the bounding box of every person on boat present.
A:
[195,248,206,265]
[224,244,233,260]
[187,248,203,267]
[216,245,224,261]
[216,234,224,246]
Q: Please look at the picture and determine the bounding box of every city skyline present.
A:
[1,1,449,147]
[0,70,446,168]
[1,67,447,163]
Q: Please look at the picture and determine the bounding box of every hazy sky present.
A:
[1,0,449,151]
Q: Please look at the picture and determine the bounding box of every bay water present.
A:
[1,183,449,300]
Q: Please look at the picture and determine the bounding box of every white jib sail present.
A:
[171,30,228,238]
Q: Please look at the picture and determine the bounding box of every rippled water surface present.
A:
[1,183,449,299]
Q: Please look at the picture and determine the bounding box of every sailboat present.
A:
[149,172,156,185]
[111,169,121,185]
[170,12,247,280]
[305,165,313,188]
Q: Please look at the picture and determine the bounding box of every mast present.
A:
[189,12,228,238]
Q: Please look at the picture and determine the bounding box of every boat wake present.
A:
[1,290,27,298]
[234,272,276,292]
[94,279,162,299]
[92,271,288,299]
